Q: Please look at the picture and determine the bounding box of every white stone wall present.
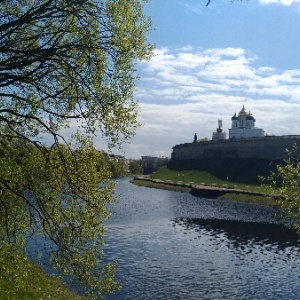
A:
[229,127,265,139]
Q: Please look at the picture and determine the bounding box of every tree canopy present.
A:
[0,0,153,299]
[264,145,300,233]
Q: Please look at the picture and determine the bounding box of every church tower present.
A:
[229,105,264,139]
[212,119,226,140]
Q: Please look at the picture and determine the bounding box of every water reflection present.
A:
[105,179,300,300]
[172,217,300,249]
[106,215,300,300]
[26,178,300,299]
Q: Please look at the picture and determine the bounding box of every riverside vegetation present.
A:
[132,157,280,206]
[0,153,131,300]
[0,1,153,299]
[0,248,82,300]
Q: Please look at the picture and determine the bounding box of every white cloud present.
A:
[183,3,203,14]
[259,0,300,6]
[139,46,300,100]
[179,0,205,14]
[116,46,300,159]
[182,0,300,11]
[52,46,299,159]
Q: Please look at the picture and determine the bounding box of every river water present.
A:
[103,178,300,300]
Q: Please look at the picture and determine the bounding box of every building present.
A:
[229,105,265,139]
[212,119,226,141]
[171,105,300,161]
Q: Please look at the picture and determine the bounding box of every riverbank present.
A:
[103,177,300,300]
[132,176,275,206]
[0,250,82,300]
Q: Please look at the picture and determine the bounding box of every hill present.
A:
[152,158,280,187]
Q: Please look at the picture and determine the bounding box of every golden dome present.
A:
[238,105,248,117]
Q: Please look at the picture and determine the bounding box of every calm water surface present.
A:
[103,178,300,300]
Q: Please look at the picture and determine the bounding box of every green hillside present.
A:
[152,158,280,188]
[0,250,81,300]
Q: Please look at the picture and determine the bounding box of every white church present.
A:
[212,105,265,140]
[229,105,265,139]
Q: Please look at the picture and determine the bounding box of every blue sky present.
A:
[102,0,300,159]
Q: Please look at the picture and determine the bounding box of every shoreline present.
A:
[132,176,275,206]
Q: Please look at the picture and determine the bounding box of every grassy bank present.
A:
[132,178,192,192]
[165,158,279,186]
[132,177,274,206]
[0,250,81,300]
[132,158,278,206]
[151,165,266,193]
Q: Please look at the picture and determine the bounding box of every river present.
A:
[103,177,300,300]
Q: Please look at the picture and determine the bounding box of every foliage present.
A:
[0,138,120,298]
[141,157,169,174]
[0,248,82,300]
[0,0,153,299]
[198,138,209,142]
[128,160,143,174]
[109,158,127,178]
[263,144,300,232]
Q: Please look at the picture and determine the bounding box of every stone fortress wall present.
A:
[171,136,300,161]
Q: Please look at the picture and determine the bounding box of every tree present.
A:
[109,158,127,178]
[141,157,169,174]
[263,144,300,233]
[128,159,143,174]
[199,137,209,142]
[0,1,153,299]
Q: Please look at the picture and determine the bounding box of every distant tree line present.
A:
[139,157,169,175]
[99,155,170,177]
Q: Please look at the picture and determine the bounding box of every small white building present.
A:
[229,105,265,139]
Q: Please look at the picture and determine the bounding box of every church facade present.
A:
[229,105,265,139]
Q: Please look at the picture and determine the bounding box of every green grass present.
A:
[218,192,275,206]
[132,177,275,206]
[132,178,192,192]
[168,158,278,182]
[151,158,280,192]
[152,167,221,184]
[0,250,81,300]
[136,158,281,206]
[151,166,265,193]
